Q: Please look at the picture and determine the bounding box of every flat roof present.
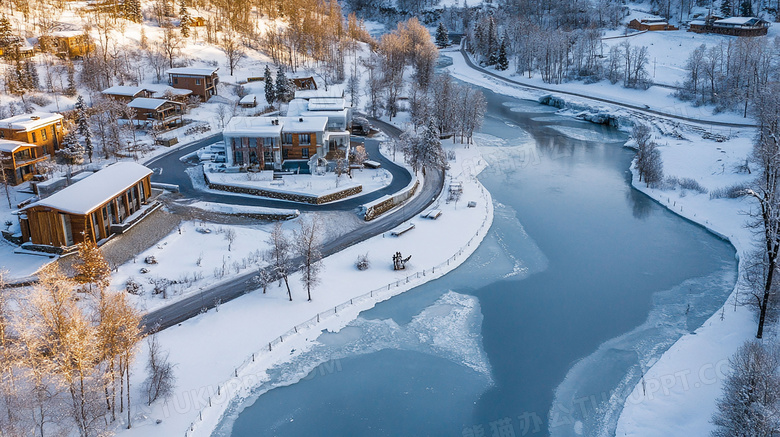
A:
[224,117,282,137]
[167,67,219,76]
[142,84,193,98]
[0,112,64,131]
[279,116,328,133]
[307,98,347,111]
[0,139,30,153]
[103,85,146,97]
[715,16,761,25]
[128,98,172,110]
[294,85,345,100]
[25,162,153,215]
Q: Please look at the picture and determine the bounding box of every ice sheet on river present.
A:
[213,291,491,436]
[548,263,736,437]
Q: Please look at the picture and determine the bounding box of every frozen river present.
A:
[214,87,737,436]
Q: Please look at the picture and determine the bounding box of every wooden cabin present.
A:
[0,139,49,185]
[102,85,152,103]
[0,112,65,156]
[628,18,678,31]
[127,98,183,129]
[166,67,219,101]
[689,16,769,36]
[290,76,317,91]
[39,31,95,59]
[19,162,153,247]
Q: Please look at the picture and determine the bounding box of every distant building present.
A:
[39,31,95,59]
[287,96,351,159]
[628,18,678,31]
[289,75,317,91]
[166,67,219,101]
[223,116,329,172]
[239,94,258,108]
[126,98,184,129]
[0,139,49,185]
[102,85,152,103]
[689,16,769,36]
[0,36,36,58]
[19,162,154,247]
[0,112,65,156]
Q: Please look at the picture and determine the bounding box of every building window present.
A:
[234,150,244,165]
[196,79,201,85]
[31,132,36,142]
[299,134,310,144]
[173,77,178,84]
[283,133,293,145]
[301,148,309,159]
[0,131,4,138]
[41,129,47,140]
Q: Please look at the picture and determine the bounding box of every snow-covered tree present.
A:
[295,216,323,302]
[274,67,292,103]
[402,118,448,175]
[74,237,111,293]
[179,0,190,37]
[75,95,94,162]
[435,22,449,48]
[266,223,293,301]
[632,124,663,186]
[143,335,176,406]
[721,0,733,17]
[263,65,275,105]
[56,132,85,166]
[496,38,509,71]
[712,340,780,436]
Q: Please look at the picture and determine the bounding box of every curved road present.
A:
[145,132,411,212]
[141,122,443,332]
[458,42,758,129]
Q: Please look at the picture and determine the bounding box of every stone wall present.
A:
[204,172,362,204]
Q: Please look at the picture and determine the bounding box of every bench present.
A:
[422,209,442,219]
[390,222,415,237]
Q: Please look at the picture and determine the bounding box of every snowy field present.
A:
[110,136,495,437]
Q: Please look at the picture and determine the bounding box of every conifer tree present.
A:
[496,38,509,71]
[739,0,753,16]
[435,22,449,48]
[74,237,111,292]
[65,62,77,97]
[0,15,13,56]
[721,0,733,17]
[275,67,291,103]
[124,0,142,22]
[179,0,190,38]
[75,95,94,162]
[264,65,275,105]
[24,60,39,90]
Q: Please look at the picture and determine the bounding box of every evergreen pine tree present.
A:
[75,95,94,162]
[496,38,509,71]
[179,0,190,38]
[57,132,85,166]
[124,0,142,22]
[739,0,753,16]
[275,67,290,103]
[720,0,733,17]
[487,50,498,66]
[65,62,77,97]
[0,15,13,57]
[24,60,39,90]
[435,22,449,48]
[264,65,275,105]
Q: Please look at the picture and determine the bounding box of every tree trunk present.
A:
[756,252,775,339]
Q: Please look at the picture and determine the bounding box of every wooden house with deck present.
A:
[19,162,154,248]
[127,98,184,129]
[0,112,65,156]
[0,139,49,185]
[166,67,219,101]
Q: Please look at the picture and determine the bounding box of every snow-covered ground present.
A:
[203,163,393,198]
[111,135,494,437]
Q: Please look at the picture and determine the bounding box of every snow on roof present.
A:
[286,99,309,117]
[715,16,761,25]
[102,85,146,97]
[294,85,345,100]
[307,98,347,111]
[127,98,169,110]
[280,116,328,133]
[0,112,64,131]
[223,116,328,136]
[689,20,706,25]
[142,84,192,99]
[0,139,29,153]
[224,117,283,137]
[239,94,257,104]
[167,67,219,76]
[26,162,152,215]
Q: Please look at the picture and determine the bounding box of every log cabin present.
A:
[0,112,65,156]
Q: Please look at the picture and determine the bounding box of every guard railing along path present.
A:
[182,177,492,437]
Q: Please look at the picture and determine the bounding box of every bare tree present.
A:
[224,228,236,252]
[632,124,663,186]
[159,21,182,68]
[712,340,780,436]
[220,30,246,76]
[266,223,293,301]
[295,216,323,301]
[143,335,176,405]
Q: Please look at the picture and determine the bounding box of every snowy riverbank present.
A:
[112,137,495,437]
[615,125,758,435]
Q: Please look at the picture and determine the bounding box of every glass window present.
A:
[299,134,310,144]
[31,132,36,142]
[41,129,47,140]
[283,133,293,144]
[301,148,309,158]
[196,79,201,85]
